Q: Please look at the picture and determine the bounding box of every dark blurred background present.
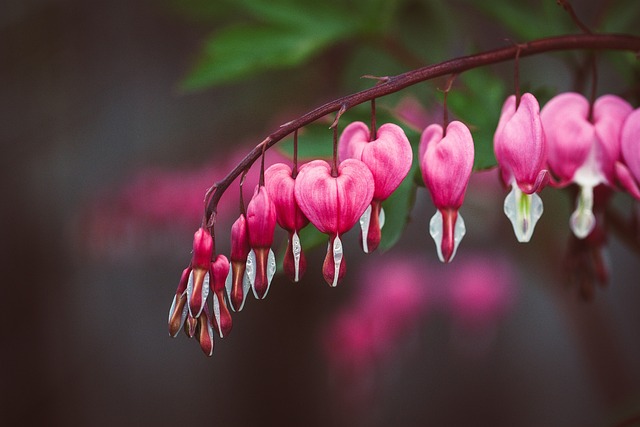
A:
[2,0,640,426]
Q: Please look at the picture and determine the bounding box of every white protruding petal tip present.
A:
[359,205,372,254]
[186,270,195,317]
[213,294,223,338]
[429,210,444,263]
[332,235,343,287]
[292,231,302,282]
[570,185,595,239]
[504,186,543,243]
[225,263,236,312]
[379,207,385,229]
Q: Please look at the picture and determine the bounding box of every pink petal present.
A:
[615,161,640,200]
[541,92,593,184]
[494,93,546,193]
[264,163,309,231]
[191,227,213,268]
[230,214,250,262]
[338,121,369,161]
[420,121,474,209]
[294,159,374,235]
[594,95,633,183]
[339,122,413,200]
[621,108,640,184]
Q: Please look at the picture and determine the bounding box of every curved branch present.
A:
[206,33,640,223]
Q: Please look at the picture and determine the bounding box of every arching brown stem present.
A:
[204,33,640,222]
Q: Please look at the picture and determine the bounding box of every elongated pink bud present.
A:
[228,214,251,309]
[168,268,190,337]
[246,185,277,298]
[197,305,215,357]
[188,228,213,318]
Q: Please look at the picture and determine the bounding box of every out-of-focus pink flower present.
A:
[264,163,309,282]
[447,256,516,331]
[494,93,548,242]
[338,121,413,253]
[617,108,640,199]
[542,93,632,238]
[419,121,474,263]
[323,256,430,375]
[294,159,374,286]
[81,148,288,257]
[246,185,277,299]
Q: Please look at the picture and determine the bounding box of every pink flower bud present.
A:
[197,305,215,357]
[246,185,277,299]
[338,122,413,252]
[226,214,251,311]
[294,159,374,286]
[187,227,214,318]
[167,267,190,337]
[419,121,474,263]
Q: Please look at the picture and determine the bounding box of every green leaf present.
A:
[379,162,419,251]
[600,0,640,33]
[276,123,336,161]
[181,24,344,90]
[447,68,506,170]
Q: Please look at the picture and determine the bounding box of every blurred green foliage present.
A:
[169,0,639,253]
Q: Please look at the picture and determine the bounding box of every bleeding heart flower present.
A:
[618,108,640,199]
[264,163,310,282]
[176,227,213,320]
[246,185,277,299]
[419,121,474,263]
[541,92,632,238]
[338,122,413,253]
[294,159,374,286]
[225,214,252,312]
[494,93,548,242]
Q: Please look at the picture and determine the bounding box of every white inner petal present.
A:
[224,262,234,311]
[195,272,210,318]
[332,235,343,287]
[239,268,251,311]
[359,204,372,254]
[292,231,302,282]
[186,270,195,317]
[573,136,606,188]
[247,250,259,299]
[262,248,276,299]
[570,185,596,239]
[213,294,222,337]
[428,211,467,263]
[503,184,544,243]
[379,207,385,229]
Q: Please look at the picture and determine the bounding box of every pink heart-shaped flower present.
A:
[621,108,640,188]
[264,163,309,232]
[294,159,374,235]
[338,122,413,201]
